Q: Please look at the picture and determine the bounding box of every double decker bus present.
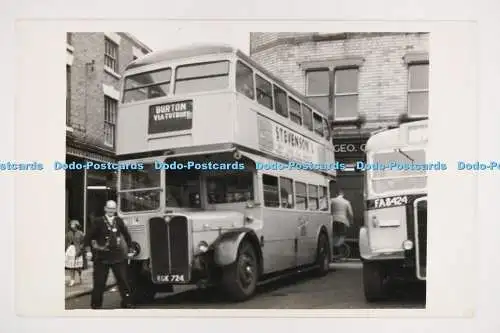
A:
[116,44,337,302]
[359,120,428,301]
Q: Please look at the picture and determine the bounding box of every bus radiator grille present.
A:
[148,216,190,283]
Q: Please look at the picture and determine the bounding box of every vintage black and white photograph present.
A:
[64,31,429,310]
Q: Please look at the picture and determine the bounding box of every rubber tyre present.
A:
[314,232,331,276]
[133,281,156,304]
[363,262,388,302]
[128,264,156,304]
[221,240,259,302]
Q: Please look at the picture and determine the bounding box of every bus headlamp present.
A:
[128,241,141,257]
[197,241,209,253]
[402,240,414,250]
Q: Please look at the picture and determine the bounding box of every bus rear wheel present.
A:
[363,262,389,302]
[221,240,258,302]
[314,232,330,276]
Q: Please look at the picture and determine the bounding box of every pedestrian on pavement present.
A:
[83,200,134,309]
[330,190,354,253]
[65,220,86,286]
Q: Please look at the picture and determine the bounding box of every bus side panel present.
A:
[234,95,259,150]
[261,209,299,274]
[365,206,407,252]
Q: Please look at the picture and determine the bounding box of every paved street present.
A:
[66,261,425,309]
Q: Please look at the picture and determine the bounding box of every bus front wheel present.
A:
[363,262,389,302]
[221,240,258,302]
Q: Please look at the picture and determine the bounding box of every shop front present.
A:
[332,137,368,258]
[66,146,117,234]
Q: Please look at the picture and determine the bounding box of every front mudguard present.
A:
[212,229,260,267]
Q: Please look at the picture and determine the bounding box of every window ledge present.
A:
[403,52,429,64]
[398,113,428,124]
[299,56,365,71]
[333,116,366,128]
[104,66,122,79]
[66,126,74,133]
[66,44,74,52]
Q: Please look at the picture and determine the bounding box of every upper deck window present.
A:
[273,85,288,118]
[174,61,229,95]
[288,97,302,125]
[313,112,324,137]
[255,75,273,110]
[302,104,313,131]
[370,149,426,194]
[123,68,172,103]
[236,61,254,99]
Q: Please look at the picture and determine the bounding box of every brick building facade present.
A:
[66,32,152,233]
[249,32,429,248]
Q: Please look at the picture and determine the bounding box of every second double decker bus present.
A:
[359,120,428,301]
[116,44,337,303]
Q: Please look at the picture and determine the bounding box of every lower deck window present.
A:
[263,174,279,207]
[279,177,294,209]
[308,184,319,210]
[295,182,308,210]
[206,172,254,204]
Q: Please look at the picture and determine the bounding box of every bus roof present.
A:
[124,43,327,115]
[365,119,428,152]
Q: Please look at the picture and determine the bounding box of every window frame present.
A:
[307,184,320,211]
[273,84,289,118]
[279,177,295,209]
[313,112,324,137]
[262,174,280,208]
[66,65,71,126]
[174,60,230,95]
[122,67,172,103]
[235,60,255,100]
[288,96,302,125]
[295,181,308,211]
[104,95,118,147]
[255,74,274,110]
[104,37,119,73]
[333,67,359,121]
[301,104,314,132]
[407,61,429,118]
[305,69,331,114]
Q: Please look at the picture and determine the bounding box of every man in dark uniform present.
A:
[84,200,134,309]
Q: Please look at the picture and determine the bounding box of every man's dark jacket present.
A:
[83,216,132,264]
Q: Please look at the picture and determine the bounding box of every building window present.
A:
[66,32,72,45]
[104,96,117,147]
[306,69,330,114]
[104,38,119,73]
[305,67,360,121]
[66,65,71,126]
[334,68,359,120]
[408,63,429,117]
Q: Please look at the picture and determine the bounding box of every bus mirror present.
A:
[233,150,242,160]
